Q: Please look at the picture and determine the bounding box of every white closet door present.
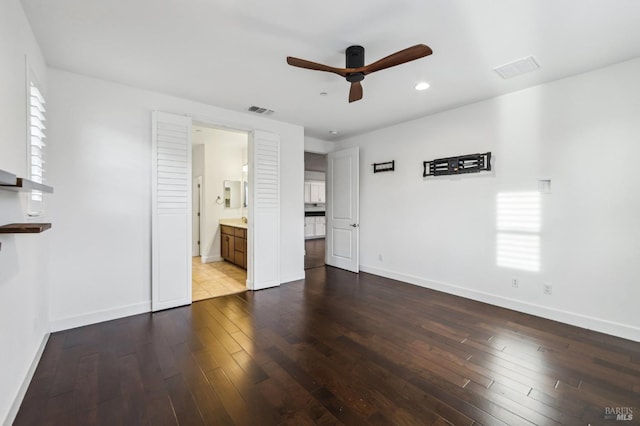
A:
[151,111,192,311]
[248,130,280,290]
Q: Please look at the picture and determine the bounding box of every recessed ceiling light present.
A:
[415,82,430,91]
[329,130,339,135]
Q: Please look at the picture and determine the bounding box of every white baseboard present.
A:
[200,255,223,263]
[4,332,50,426]
[50,301,151,332]
[360,264,640,343]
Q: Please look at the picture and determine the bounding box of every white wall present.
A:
[47,69,305,331]
[0,1,50,424]
[192,144,205,179]
[336,58,640,342]
[194,127,247,262]
[304,171,326,181]
[304,136,335,154]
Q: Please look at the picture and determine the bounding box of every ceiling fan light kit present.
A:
[286,44,432,103]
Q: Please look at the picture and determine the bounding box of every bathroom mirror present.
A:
[223,180,241,208]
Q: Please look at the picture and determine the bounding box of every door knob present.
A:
[349,223,359,228]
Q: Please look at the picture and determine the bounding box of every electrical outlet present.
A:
[511,278,519,288]
[543,284,553,295]
[378,254,383,261]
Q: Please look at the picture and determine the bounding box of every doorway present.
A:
[304,151,327,269]
[152,112,283,312]
[191,124,248,300]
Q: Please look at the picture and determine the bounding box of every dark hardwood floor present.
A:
[15,266,640,425]
[304,238,325,270]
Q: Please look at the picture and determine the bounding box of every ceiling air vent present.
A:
[494,56,540,79]
[248,105,274,115]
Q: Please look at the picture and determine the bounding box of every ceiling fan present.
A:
[286,44,432,103]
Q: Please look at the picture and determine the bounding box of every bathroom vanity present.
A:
[220,219,247,269]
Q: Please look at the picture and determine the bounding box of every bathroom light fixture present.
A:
[415,82,430,91]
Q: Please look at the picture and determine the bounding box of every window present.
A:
[28,78,46,216]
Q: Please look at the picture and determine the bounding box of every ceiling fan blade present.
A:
[363,44,433,75]
[349,81,363,103]
[286,57,348,77]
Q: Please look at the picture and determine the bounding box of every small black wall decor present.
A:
[423,152,491,177]
[372,160,395,173]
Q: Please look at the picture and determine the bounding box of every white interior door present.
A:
[326,146,359,272]
[192,176,202,256]
[151,111,192,311]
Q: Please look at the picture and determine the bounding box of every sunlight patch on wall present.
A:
[496,192,541,272]
[496,233,540,271]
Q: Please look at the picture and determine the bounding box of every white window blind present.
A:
[28,81,46,216]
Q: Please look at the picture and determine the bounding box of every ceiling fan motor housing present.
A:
[346,45,365,82]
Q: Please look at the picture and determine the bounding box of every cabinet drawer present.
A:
[234,227,247,238]
[234,236,246,253]
[221,225,234,235]
[234,250,245,268]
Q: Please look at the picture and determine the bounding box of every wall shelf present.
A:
[0,169,54,240]
[0,223,52,234]
[0,177,53,193]
[0,169,17,185]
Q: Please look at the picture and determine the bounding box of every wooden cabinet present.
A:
[304,216,326,239]
[221,224,247,269]
[304,180,325,204]
[304,217,315,238]
[304,183,311,204]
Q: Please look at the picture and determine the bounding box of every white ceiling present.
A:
[21,0,640,141]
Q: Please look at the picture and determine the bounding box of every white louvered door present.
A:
[151,111,192,311]
[248,131,280,290]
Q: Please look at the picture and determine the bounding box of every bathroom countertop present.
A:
[219,218,248,229]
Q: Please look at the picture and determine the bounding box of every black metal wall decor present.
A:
[373,160,395,173]
[423,152,491,177]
